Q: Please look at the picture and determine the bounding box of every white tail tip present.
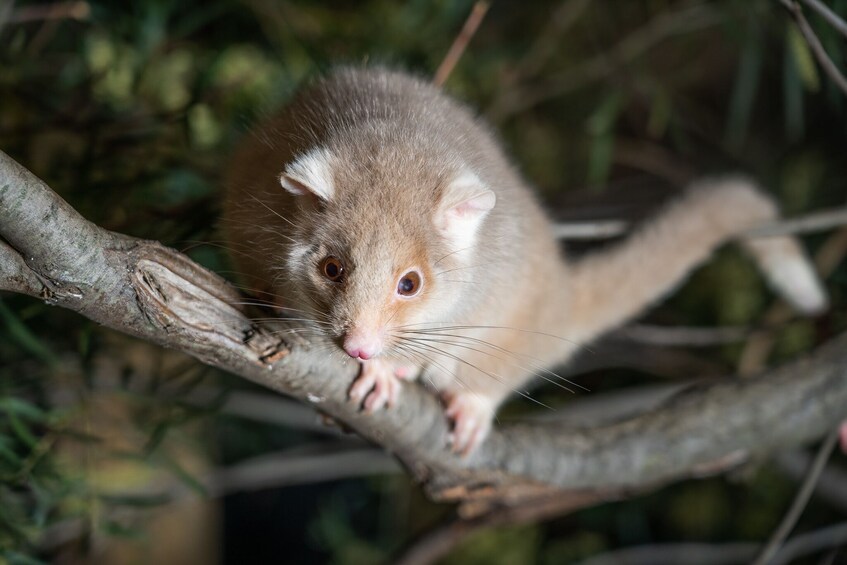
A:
[765,254,828,315]
[744,237,828,315]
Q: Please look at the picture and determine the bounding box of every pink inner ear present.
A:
[451,190,496,217]
[279,174,311,196]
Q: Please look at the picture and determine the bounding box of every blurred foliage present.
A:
[1,0,847,563]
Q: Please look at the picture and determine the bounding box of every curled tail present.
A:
[564,176,828,343]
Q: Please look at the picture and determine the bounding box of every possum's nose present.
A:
[346,348,372,360]
[343,327,383,360]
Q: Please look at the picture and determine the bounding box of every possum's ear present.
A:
[435,169,496,248]
[279,148,335,201]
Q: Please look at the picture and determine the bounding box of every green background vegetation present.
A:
[1,0,846,563]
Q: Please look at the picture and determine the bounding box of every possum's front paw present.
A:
[444,392,495,456]
[348,358,405,412]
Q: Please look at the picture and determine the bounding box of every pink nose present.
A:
[343,330,382,360]
[345,348,372,360]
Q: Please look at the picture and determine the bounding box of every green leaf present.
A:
[586,91,623,136]
[0,398,46,423]
[725,29,762,149]
[646,88,672,139]
[6,412,38,449]
[1,551,48,565]
[585,91,623,188]
[171,367,210,397]
[787,23,820,92]
[0,301,58,367]
[143,420,170,455]
[587,132,615,189]
[188,104,223,148]
[783,34,805,141]
[140,168,212,209]
[0,441,24,469]
[100,519,145,540]
[97,493,171,508]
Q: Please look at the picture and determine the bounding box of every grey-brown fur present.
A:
[223,67,825,454]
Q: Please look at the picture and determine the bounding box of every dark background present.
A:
[1,0,846,563]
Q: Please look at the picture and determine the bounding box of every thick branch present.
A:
[1,151,845,511]
[0,238,42,296]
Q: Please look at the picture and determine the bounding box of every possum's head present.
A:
[278,143,496,360]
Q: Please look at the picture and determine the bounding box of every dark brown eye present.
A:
[397,271,422,297]
[320,256,344,282]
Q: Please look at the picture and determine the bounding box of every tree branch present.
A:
[753,429,840,565]
[575,522,847,565]
[1,150,846,514]
[777,450,847,514]
[7,1,90,24]
[0,238,42,296]
[553,205,847,241]
[799,0,847,39]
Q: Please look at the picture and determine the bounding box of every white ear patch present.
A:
[435,170,496,250]
[279,147,335,201]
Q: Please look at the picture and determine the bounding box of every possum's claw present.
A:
[444,392,494,456]
[348,358,402,412]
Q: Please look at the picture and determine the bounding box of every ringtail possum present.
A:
[223,67,827,455]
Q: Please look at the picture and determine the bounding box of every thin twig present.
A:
[575,522,847,565]
[433,1,490,87]
[776,450,847,514]
[205,446,399,495]
[38,445,399,551]
[395,490,603,565]
[552,220,629,239]
[799,0,847,39]
[504,0,591,84]
[0,1,14,31]
[753,429,840,565]
[612,138,697,186]
[8,1,89,23]
[616,324,751,347]
[744,207,847,237]
[489,3,722,120]
[553,206,847,241]
[778,0,847,97]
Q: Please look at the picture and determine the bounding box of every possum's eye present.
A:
[320,256,345,283]
[397,271,422,297]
